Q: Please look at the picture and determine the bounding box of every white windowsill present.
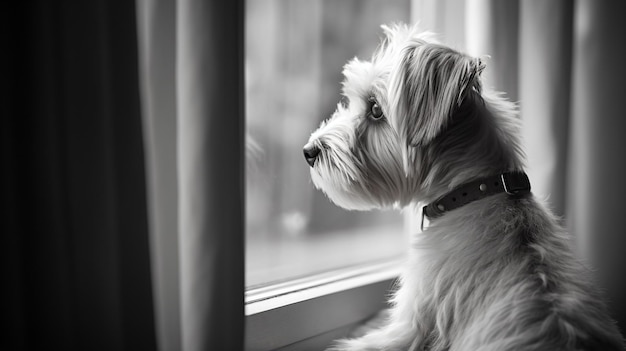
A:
[245,259,402,350]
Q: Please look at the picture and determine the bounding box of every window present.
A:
[245,0,412,289]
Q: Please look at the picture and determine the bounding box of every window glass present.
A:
[246,0,411,288]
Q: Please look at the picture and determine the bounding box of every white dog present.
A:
[303,24,625,351]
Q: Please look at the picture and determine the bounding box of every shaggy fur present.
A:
[304,23,625,350]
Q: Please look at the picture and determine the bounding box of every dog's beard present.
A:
[309,113,405,210]
[308,123,375,210]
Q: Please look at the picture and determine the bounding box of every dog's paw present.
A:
[347,309,391,339]
[325,338,376,351]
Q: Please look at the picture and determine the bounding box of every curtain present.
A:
[4,0,246,350]
[568,0,626,327]
[3,1,156,350]
[137,0,246,350]
[176,0,245,350]
[466,0,626,332]
[136,0,182,350]
[519,0,573,217]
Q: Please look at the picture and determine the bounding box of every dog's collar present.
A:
[421,171,531,231]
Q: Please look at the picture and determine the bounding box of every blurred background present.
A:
[3,0,626,350]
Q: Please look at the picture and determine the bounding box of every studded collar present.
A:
[421,171,531,231]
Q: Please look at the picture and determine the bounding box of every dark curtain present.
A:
[2,1,156,350]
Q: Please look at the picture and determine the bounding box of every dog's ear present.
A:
[389,42,485,149]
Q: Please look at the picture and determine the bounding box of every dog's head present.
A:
[304,23,521,210]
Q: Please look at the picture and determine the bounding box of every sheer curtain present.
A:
[176,0,245,350]
[465,0,626,331]
[137,0,181,349]
[137,0,245,350]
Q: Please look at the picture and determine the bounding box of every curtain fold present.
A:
[568,0,626,328]
[466,0,519,101]
[136,0,181,350]
[3,1,156,350]
[177,0,245,350]
[519,0,574,217]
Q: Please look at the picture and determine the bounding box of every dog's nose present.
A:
[303,143,321,167]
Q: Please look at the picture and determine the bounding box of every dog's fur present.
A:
[304,24,625,350]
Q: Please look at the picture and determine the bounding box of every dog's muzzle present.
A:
[303,143,321,167]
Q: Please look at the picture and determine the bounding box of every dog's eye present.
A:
[340,96,349,109]
[371,103,383,119]
[368,97,384,120]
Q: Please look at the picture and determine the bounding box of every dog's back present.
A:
[421,195,625,351]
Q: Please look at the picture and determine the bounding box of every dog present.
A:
[303,23,625,351]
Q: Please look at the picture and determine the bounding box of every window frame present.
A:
[245,260,401,350]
